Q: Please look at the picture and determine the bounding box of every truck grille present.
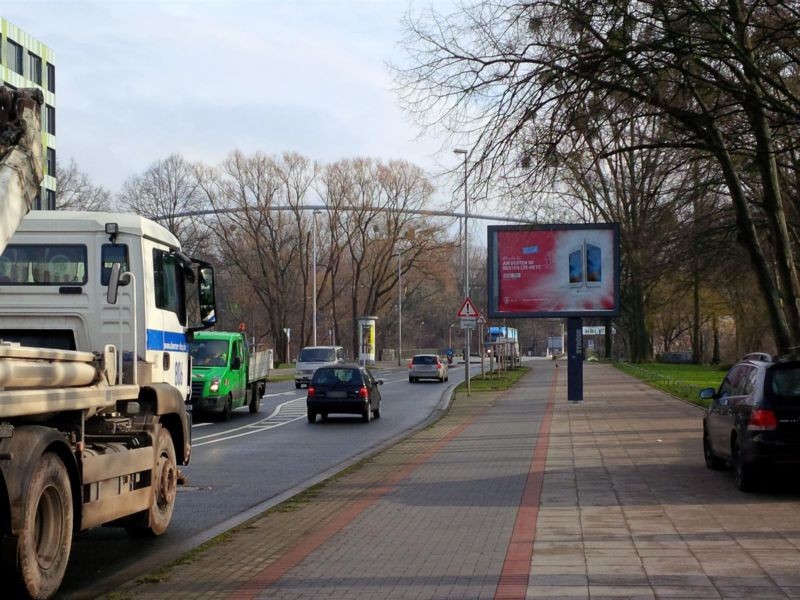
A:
[191,381,205,398]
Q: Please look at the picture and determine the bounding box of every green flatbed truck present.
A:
[189,331,270,420]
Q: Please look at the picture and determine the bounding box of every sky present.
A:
[2,0,463,194]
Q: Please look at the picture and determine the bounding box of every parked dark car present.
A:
[307,365,382,423]
[701,352,800,491]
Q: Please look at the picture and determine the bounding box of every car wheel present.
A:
[703,431,725,470]
[321,412,328,421]
[373,403,381,419]
[733,440,758,492]
[409,377,414,383]
[308,410,317,423]
[362,404,372,423]
[295,383,301,389]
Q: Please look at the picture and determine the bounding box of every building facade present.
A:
[1,18,56,210]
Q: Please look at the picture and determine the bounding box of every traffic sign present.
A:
[476,313,487,325]
[460,317,476,329]
[582,326,606,335]
[456,296,480,318]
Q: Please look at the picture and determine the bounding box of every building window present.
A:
[44,189,56,210]
[46,148,56,176]
[6,39,23,75]
[45,105,55,135]
[46,62,55,93]
[28,52,42,85]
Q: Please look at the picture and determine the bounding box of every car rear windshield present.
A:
[413,355,438,365]
[768,365,800,400]
[299,348,336,362]
[312,368,362,386]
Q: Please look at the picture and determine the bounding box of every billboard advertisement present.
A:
[487,224,620,318]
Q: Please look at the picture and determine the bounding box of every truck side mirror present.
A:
[107,263,121,304]
[199,267,217,326]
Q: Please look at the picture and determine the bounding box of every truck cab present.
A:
[190,331,250,419]
[0,211,210,397]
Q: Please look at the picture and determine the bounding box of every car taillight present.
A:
[307,387,316,398]
[748,408,777,431]
[359,385,368,399]
[408,362,412,369]
[436,361,442,368]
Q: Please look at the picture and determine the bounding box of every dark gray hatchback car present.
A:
[701,352,800,491]
[306,365,382,423]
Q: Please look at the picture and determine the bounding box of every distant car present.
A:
[409,354,448,383]
[306,365,382,423]
[295,345,345,388]
[701,352,800,491]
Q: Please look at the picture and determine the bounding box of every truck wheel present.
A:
[17,452,73,600]
[221,395,233,421]
[249,383,263,414]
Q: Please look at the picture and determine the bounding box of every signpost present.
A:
[456,296,480,396]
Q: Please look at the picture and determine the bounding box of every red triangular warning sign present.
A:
[456,296,480,318]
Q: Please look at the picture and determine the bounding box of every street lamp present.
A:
[454,148,470,395]
[312,209,321,346]
[397,248,403,366]
[418,320,425,350]
[449,323,454,349]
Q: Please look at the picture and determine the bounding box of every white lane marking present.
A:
[192,422,213,428]
[192,396,305,439]
[192,398,306,448]
[263,391,296,397]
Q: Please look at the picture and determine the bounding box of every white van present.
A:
[295,345,345,388]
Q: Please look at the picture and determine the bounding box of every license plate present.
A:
[327,391,347,398]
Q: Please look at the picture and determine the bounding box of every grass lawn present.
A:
[615,362,728,408]
[454,366,530,393]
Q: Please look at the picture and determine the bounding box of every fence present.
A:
[616,362,709,407]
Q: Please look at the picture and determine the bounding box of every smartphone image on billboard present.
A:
[568,247,583,286]
[586,242,602,286]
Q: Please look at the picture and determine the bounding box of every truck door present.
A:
[150,247,190,398]
[232,337,247,404]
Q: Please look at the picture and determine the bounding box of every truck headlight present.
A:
[210,377,220,393]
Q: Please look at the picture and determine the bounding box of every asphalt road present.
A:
[58,363,465,599]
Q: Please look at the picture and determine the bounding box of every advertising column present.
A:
[357,316,377,366]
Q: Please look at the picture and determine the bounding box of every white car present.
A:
[295,345,345,388]
[409,354,448,383]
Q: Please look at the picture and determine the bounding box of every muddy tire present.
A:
[126,428,177,537]
[17,452,73,600]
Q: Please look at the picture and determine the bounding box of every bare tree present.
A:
[55,159,112,211]
[118,154,209,256]
[397,0,800,353]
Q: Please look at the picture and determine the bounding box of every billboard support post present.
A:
[567,317,583,402]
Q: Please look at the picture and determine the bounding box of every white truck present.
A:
[0,88,217,598]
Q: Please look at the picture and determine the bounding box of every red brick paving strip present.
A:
[494,368,557,600]
[226,391,508,600]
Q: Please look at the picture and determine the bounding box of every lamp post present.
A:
[397,249,403,366]
[449,323,454,349]
[418,320,425,351]
[454,148,470,395]
[312,209,321,346]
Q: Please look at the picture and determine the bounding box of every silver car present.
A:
[409,354,448,383]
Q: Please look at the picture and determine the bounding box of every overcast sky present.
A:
[3,0,460,195]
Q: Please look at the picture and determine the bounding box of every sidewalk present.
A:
[104,363,800,600]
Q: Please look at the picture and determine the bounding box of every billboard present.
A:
[488,224,620,318]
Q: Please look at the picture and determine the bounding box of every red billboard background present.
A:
[488,225,619,318]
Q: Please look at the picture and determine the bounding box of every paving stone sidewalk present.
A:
[103,362,800,600]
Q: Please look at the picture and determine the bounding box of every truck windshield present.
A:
[0,244,87,285]
[299,348,335,362]
[190,340,229,367]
